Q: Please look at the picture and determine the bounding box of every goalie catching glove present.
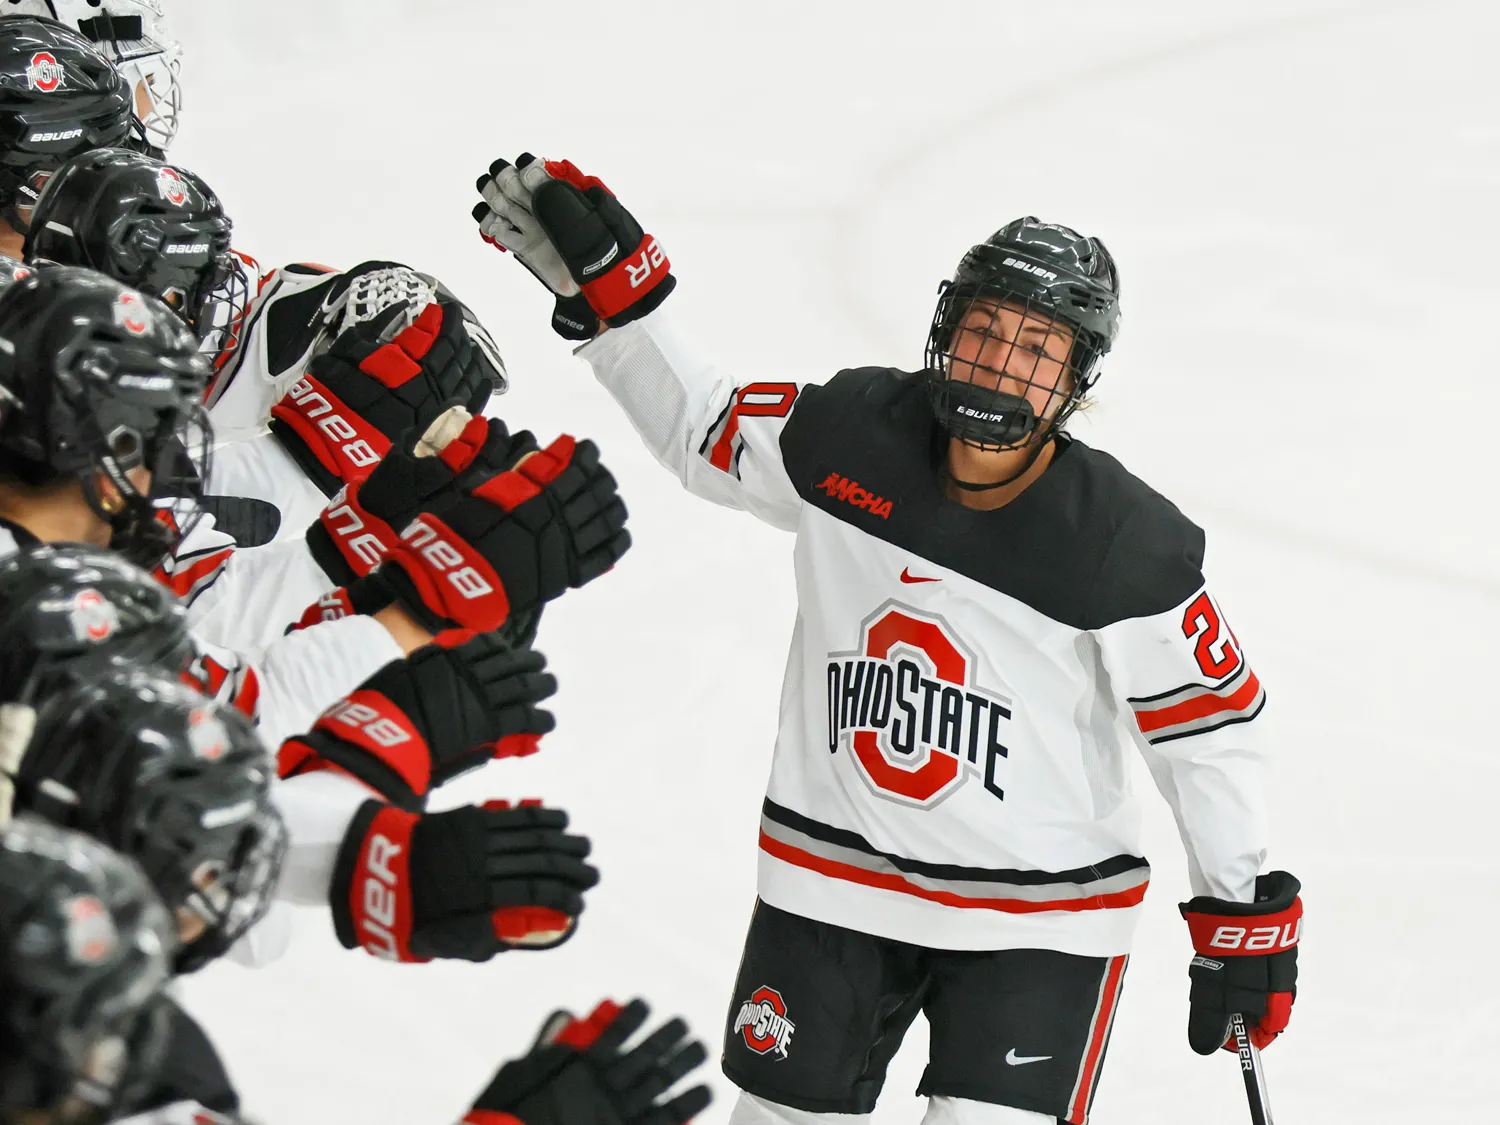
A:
[464,999,711,1125]
[276,632,556,810]
[1179,870,1302,1055]
[269,262,508,494]
[306,407,630,635]
[331,800,597,963]
[475,156,673,340]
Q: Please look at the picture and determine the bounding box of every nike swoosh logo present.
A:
[899,568,940,584]
[1004,1049,1052,1066]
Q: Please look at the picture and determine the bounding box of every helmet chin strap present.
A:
[945,428,1056,492]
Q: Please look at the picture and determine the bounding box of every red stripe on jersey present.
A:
[1068,954,1127,1124]
[758,832,1148,914]
[1133,669,1262,734]
[231,666,261,718]
[708,384,800,472]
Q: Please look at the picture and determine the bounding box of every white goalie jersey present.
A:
[579,310,1271,957]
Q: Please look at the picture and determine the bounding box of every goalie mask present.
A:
[26,147,249,367]
[0,816,173,1124]
[16,669,286,974]
[0,265,212,567]
[0,15,141,232]
[925,217,1120,468]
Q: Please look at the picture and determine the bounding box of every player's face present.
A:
[947,299,1075,422]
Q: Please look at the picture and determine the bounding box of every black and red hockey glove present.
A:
[304,408,536,588]
[1179,870,1302,1055]
[269,262,508,495]
[330,800,597,963]
[475,156,672,339]
[347,434,630,635]
[464,999,711,1125]
[276,633,556,810]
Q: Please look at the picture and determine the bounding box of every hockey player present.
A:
[475,160,1303,1125]
[2,1,183,151]
[0,15,144,259]
[0,816,176,1125]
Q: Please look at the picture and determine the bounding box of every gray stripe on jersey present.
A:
[760,814,1151,905]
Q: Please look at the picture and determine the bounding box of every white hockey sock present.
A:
[727,1091,874,1125]
[920,1095,1055,1125]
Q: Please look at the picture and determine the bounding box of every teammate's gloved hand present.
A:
[1179,871,1302,1054]
[474,155,673,338]
[276,633,557,810]
[348,433,631,635]
[269,262,508,494]
[330,800,597,962]
[305,407,537,588]
[464,999,711,1125]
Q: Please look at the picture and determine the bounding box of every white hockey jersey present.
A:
[579,310,1271,957]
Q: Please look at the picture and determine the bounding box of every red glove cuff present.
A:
[1184,896,1303,957]
[270,374,390,485]
[579,233,670,321]
[318,482,401,579]
[341,803,424,962]
[313,689,434,796]
[292,587,358,630]
[382,512,512,632]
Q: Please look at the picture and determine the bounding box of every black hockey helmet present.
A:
[0,15,142,232]
[6,1,186,151]
[25,148,249,365]
[0,816,173,1123]
[16,668,287,974]
[925,217,1120,453]
[0,543,193,705]
[0,264,212,567]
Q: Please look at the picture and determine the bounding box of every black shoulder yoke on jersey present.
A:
[779,367,1205,630]
[132,996,240,1117]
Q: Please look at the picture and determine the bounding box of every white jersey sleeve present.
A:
[1095,568,1269,903]
[577,310,812,532]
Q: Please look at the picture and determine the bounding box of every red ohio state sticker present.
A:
[26,51,65,92]
[156,167,188,205]
[733,986,795,1059]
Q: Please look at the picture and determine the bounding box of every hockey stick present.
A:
[1229,1013,1274,1125]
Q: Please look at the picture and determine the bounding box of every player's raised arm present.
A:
[474,156,814,532]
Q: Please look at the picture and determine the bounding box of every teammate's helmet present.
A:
[924,217,1120,451]
[0,15,140,232]
[16,669,287,973]
[0,544,193,704]
[0,816,173,1123]
[26,147,249,364]
[4,1,184,150]
[0,265,211,567]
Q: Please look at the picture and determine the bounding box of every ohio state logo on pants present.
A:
[827,601,1013,807]
[734,986,795,1059]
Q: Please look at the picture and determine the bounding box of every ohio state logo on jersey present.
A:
[26,51,65,92]
[156,166,188,206]
[827,601,1012,807]
[733,986,794,1059]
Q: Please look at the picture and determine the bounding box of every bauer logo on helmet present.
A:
[25,51,65,93]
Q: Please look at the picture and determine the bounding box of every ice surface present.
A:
[168,1,1499,1121]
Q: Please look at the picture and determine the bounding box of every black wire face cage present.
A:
[137,777,287,975]
[923,285,1104,453]
[185,252,249,371]
[49,336,213,569]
